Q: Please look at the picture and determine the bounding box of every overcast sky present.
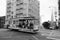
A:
[40,0,58,23]
[0,0,58,23]
[0,0,6,16]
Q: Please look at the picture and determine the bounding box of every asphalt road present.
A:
[0,29,52,40]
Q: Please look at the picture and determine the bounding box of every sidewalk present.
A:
[39,26,60,40]
[46,30,60,40]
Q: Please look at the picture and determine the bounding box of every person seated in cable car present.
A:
[30,22,33,29]
[19,22,22,28]
[28,21,33,29]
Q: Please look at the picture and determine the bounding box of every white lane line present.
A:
[46,37,56,39]
[41,34,47,36]
[32,35,39,40]
[49,31,54,36]
[41,34,45,35]
[55,39,60,40]
[41,33,49,36]
[46,37,60,40]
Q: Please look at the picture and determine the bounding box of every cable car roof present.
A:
[12,17,38,20]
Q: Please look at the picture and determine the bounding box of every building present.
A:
[5,0,40,28]
[58,0,60,28]
[0,16,5,28]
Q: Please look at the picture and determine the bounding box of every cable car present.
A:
[8,17,40,33]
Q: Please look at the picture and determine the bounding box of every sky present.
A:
[0,0,58,23]
[0,0,6,16]
[39,0,58,23]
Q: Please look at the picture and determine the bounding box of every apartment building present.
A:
[5,0,40,27]
[0,16,5,28]
[58,0,60,27]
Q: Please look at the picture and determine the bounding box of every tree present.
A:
[42,22,50,29]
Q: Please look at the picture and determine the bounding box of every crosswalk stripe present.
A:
[46,37,60,40]
[32,35,39,40]
[46,37,56,39]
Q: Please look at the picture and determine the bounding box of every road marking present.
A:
[49,31,54,36]
[41,33,50,36]
[46,37,56,39]
[41,34,45,35]
[32,35,39,40]
[46,37,60,40]
[55,39,60,40]
[41,34,47,36]
[1,36,12,38]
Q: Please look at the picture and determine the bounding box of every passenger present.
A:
[22,21,27,28]
[29,22,33,29]
[55,25,59,29]
[28,22,30,29]
[27,21,30,29]
[7,24,10,28]
[24,22,27,28]
[19,22,22,28]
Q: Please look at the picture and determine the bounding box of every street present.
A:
[39,28,60,40]
[0,29,52,40]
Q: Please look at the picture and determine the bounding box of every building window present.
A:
[11,16,13,18]
[15,15,17,18]
[59,13,60,15]
[59,18,60,20]
[7,6,11,9]
[16,3,23,6]
[29,9,33,13]
[58,22,60,24]
[12,0,14,1]
[16,9,19,11]
[20,3,23,4]
[16,13,23,15]
[16,0,22,2]
[7,10,11,13]
[7,2,11,5]
[7,15,10,18]
[16,8,23,11]
[20,8,23,9]
[19,13,23,14]
[29,0,31,1]
[16,0,19,1]
[9,21,10,24]
[16,4,19,6]
[13,20,15,24]
[55,16,57,17]
[7,15,10,16]
[29,9,31,11]
[11,12,13,14]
